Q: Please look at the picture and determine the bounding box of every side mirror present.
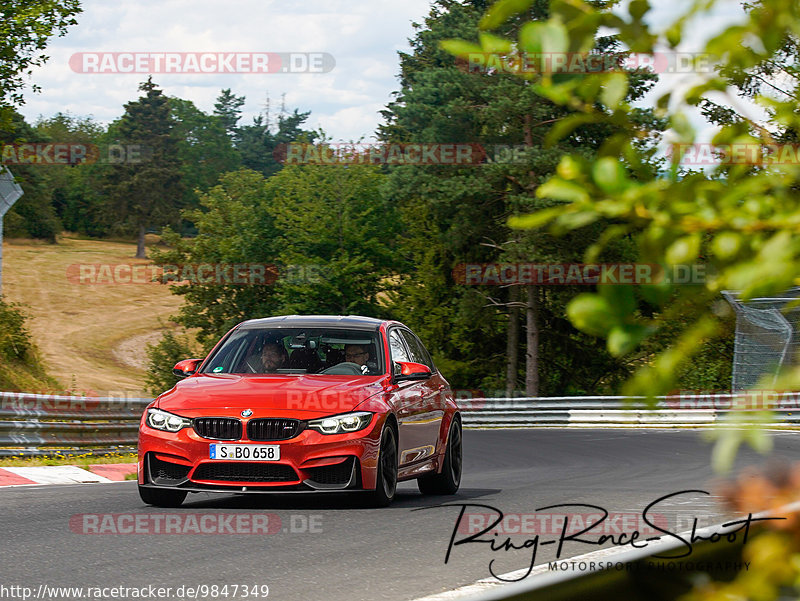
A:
[173,358,202,379]
[393,361,432,382]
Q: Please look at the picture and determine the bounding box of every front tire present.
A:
[367,424,398,507]
[418,417,462,495]
[138,485,187,507]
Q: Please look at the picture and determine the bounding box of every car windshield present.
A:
[200,327,385,376]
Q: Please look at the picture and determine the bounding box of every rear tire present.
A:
[138,485,187,507]
[367,424,398,507]
[418,417,462,495]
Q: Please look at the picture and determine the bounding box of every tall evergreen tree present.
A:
[238,108,316,178]
[103,78,184,257]
[213,88,245,142]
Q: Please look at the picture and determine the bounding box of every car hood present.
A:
[156,373,387,419]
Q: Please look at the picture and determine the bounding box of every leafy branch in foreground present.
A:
[443,0,800,401]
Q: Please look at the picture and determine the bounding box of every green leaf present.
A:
[628,0,650,20]
[600,72,629,109]
[536,178,590,203]
[670,112,695,142]
[556,155,584,180]
[479,32,512,54]
[665,22,682,47]
[480,0,536,30]
[545,113,600,146]
[711,431,741,474]
[508,206,564,229]
[518,19,569,56]
[666,234,700,265]
[711,232,741,260]
[592,157,628,194]
[439,39,485,58]
[607,323,650,357]
[567,293,619,337]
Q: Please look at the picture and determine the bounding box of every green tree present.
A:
[0,0,81,124]
[169,97,241,209]
[238,108,317,178]
[266,162,398,316]
[1,109,62,241]
[213,88,245,141]
[152,169,281,346]
[145,329,198,396]
[33,112,106,235]
[103,78,184,257]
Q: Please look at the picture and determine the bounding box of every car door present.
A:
[388,328,436,468]
[387,328,432,467]
[398,328,445,457]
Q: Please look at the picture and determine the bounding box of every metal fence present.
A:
[0,392,150,457]
[1,391,799,456]
[457,394,800,427]
[723,289,800,391]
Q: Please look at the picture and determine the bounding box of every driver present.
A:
[260,342,288,372]
[245,341,288,373]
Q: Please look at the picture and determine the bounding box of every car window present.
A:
[201,327,384,375]
[388,329,411,363]
[399,329,434,370]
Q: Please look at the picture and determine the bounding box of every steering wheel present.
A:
[319,362,364,375]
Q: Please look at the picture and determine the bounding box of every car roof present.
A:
[238,315,390,331]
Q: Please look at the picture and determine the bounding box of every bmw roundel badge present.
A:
[241,409,253,417]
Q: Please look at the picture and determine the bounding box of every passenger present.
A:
[344,344,370,368]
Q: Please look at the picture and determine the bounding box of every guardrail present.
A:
[1,391,798,456]
[457,394,800,428]
[0,392,151,457]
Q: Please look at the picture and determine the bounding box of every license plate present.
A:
[209,444,280,461]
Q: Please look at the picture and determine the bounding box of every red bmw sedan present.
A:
[138,315,462,507]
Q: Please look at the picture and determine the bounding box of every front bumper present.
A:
[138,414,384,493]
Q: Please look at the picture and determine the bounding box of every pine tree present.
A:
[103,78,184,258]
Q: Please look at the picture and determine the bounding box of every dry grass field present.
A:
[2,235,185,395]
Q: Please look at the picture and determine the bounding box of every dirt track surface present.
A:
[2,236,184,395]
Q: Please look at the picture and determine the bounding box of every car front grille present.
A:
[247,418,303,441]
[192,462,298,483]
[193,417,242,440]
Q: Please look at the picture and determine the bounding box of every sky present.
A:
[16,0,752,143]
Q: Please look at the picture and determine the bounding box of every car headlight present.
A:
[307,411,373,435]
[146,408,192,432]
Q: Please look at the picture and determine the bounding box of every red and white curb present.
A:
[0,463,136,487]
